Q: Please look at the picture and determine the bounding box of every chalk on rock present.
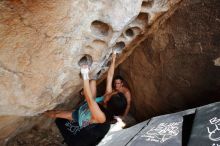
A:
[78,54,93,67]
[112,42,126,54]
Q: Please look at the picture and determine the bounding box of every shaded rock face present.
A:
[119,0,220,121]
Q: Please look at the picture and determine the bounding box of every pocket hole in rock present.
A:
[125,27,142,38]
[91,20,111,37]
[91,40,108,50]
[142,0,154,8]
[137,12,149,23]
[112,42,126,53]
[78,54,93,67]
[125,28,134,37]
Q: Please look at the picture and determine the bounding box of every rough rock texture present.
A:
[0,0,180,116]
[0,0,181,143]
[0,97,84,145]
[6,122,64,146]
[118,0,220,121]
[0,0,142,116]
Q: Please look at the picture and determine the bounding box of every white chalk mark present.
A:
[207,117,220,142]
[141,122,181,143]
[65,121,81,135]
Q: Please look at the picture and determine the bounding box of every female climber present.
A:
[45,51,127,128]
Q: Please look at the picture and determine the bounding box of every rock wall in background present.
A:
[0,0,181,143]
[118,0,220,121]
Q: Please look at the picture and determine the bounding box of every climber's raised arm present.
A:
[105,51,116,94]
[81,66,106,123]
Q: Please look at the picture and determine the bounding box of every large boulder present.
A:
[0,0,179,116]
[0,0,181,143]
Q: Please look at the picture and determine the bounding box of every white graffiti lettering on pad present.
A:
[65,121,80,135]
[212,144,220,146]
[207,117,220,142]
[141,122,181,143]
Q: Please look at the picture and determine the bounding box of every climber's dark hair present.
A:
[98,104,114,123]
[106,92,127,116]
[113,75,124,82]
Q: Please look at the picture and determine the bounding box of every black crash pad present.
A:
[98,120,149,146]
[127,114,183,146]
[188,102,220,146]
